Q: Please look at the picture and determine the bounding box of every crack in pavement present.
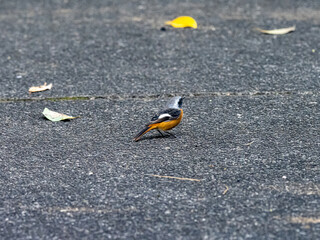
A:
[0,90,319,103]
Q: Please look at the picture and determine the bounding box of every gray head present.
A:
[166,96,184,109]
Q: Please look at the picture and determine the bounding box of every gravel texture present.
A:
[0,0,319,239]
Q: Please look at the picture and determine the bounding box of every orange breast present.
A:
[151,109,183,131]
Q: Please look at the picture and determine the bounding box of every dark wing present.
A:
[148,108,181,125]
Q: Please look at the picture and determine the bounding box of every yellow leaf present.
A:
[255,26,296,35]
[29,82,53,93]
[165,16,197,29]
[42,108,78,122]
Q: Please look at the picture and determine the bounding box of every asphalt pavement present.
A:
[0,0,319,239]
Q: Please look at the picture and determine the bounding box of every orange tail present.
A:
[134,126,154,141]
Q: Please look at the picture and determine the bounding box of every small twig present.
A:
[244,141,254,146]
[49,206,136,214]
[289,217,320,224]
[223,185,229,195]
[147,174,201,182]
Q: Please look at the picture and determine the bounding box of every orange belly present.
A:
[150,109,183,131]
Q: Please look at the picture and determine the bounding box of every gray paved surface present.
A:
[0,0,320,239]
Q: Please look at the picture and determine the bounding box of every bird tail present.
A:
[134,125,154,142]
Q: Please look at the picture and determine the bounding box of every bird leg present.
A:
[157,130,165,137]
[164,131,176,138]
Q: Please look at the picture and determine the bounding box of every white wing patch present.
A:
[157,113,172,120]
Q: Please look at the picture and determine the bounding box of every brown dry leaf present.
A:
[255,26,296,35]
[29,82,53,93]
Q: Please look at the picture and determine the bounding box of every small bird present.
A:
[134,96,184,142]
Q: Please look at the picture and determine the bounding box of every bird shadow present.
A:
[136,133,175,142]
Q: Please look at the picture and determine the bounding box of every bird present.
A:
[133,96,184,142]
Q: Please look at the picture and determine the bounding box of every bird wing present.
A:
[148,108,181,125]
